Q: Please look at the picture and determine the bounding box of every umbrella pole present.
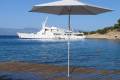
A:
[67,10,71,79]
[67,37,70,79]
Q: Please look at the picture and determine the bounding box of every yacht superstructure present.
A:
[17,18,86,40]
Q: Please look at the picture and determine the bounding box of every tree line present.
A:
[83,19,120,35]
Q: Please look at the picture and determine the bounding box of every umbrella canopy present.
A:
[30,0,112,15]
[30,0,112,78]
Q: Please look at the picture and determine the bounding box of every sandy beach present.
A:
[0,61,120,80]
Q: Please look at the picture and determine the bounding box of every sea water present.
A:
[0,36,120,70]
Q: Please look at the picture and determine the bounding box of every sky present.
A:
[0,0,120,31]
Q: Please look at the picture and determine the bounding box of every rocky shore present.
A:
[86,30,120,39]
[0,62,120,80]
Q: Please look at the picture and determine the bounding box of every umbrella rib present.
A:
[59,6,70,15]
[81,6,97,15]
[59,6,66,15]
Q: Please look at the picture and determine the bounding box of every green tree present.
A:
[118,19,120,26]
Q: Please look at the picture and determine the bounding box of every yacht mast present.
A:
[42,17,48,29]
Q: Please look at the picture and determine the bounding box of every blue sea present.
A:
[0,36,120,70]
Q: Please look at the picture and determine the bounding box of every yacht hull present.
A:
[17,33,86,40]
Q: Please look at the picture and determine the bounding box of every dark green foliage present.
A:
[112,19,120,30]
[89,31,96,34]
[113,24,120,29]
[83,32,89,35]
[96,29,107,34]
[117,19,120,26]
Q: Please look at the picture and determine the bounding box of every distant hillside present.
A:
[87,19,120,34]
[0,28,39,36]
[86,19,120,39]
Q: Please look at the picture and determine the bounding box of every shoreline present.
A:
[86,30,120,40]
[0,61,120,80]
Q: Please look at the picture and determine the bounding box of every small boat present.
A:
[17,17,86,40]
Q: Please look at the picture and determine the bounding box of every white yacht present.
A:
[17,18,86,40]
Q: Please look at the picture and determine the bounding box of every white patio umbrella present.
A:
[30,0,112,79]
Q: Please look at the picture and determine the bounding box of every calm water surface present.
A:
[0,36,120,70]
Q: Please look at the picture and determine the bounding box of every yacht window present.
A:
[45,29,49,31]
[54,33,61,35]
[64,34,71,35]
[74,34,83,36]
